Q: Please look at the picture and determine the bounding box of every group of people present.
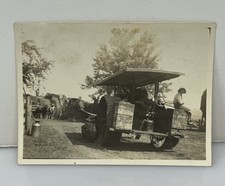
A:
[33,103,56,119]
[132,87,193,134]
[132,87,194,139]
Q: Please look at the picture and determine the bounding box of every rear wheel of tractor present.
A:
[150,136,179,149]
[150,136,166,149]
[163,136,180,149]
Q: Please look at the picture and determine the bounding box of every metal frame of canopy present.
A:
[97,68,184,87]
[97,68,184,99]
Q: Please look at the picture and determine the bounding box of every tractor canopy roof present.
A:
[97,68,184,87]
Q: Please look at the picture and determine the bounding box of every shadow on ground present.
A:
[65,132,175,153]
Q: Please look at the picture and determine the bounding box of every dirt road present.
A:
[23,119,206,160]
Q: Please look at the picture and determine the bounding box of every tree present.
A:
[82,28,170,99]
[22,40,54,95]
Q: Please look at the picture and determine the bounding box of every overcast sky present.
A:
[16,23,214,109]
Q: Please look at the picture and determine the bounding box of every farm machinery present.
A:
[82,68,188,149]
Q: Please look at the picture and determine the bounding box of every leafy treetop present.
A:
[81,28,162,99]
[22,40,54,94]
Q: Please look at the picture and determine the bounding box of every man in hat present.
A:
[173,88,192,123]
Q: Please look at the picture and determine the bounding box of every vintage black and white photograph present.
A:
[15,23,215,165]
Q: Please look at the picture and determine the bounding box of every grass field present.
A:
[23,119,206,160]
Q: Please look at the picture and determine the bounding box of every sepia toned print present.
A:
[15,22,215,165]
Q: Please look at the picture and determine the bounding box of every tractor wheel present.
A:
[81,123,97,142]
[163,136,180,149]
[150,136,180,149]
[150,136,166,149]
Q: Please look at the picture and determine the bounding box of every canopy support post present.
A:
[154,82,159,99]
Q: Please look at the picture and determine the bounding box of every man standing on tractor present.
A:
[132,87,153,139]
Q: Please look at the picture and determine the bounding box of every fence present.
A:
[23,95,34,135]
